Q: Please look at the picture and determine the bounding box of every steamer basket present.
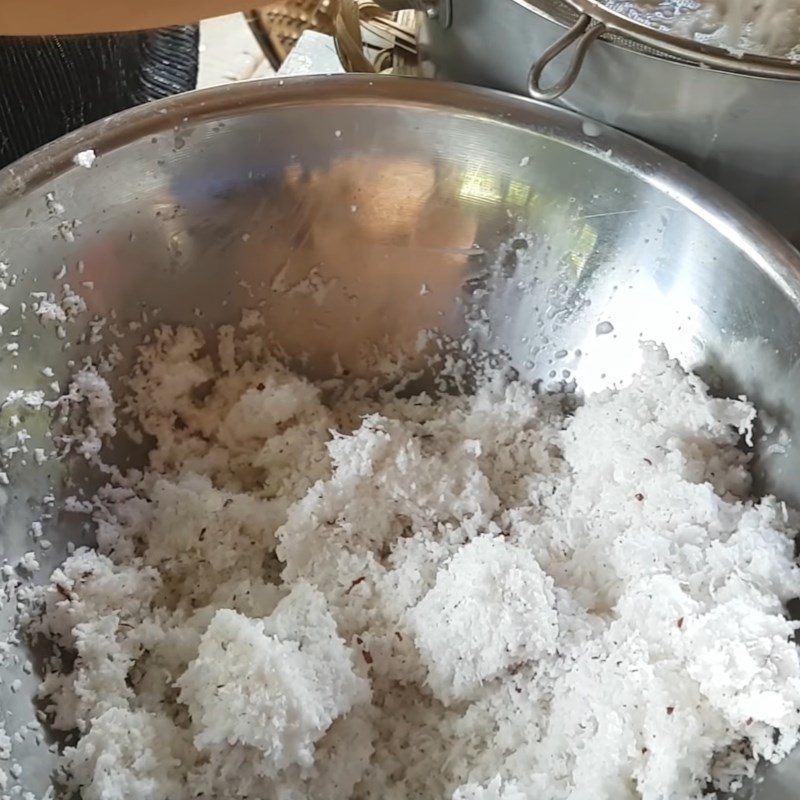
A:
[392,0,800,245]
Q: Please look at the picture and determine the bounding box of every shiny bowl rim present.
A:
[1,73,799,309]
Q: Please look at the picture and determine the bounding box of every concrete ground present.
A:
[197,13,276,88]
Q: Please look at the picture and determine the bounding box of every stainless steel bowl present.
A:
[1,75,799,798]
[407,0,800,246]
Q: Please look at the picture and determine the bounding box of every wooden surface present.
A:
[0,0,282,34]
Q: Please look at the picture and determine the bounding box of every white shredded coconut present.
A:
[16,553,39,575]
[60,367,116,459]
[408,536,558,705]
[44,193,64,217]
[0,725,10,760]
[177,585,370,774]
[72,150,96,169]
[57,220,80,243]
[3,391,45,411]
[33,286,87,326]
[28,329,800,800]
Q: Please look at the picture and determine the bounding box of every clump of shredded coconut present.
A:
[29,326,800,800]
[59,367,116,459]
[72,150,96,169]
[177,585,370,774]
[408,536,558,705]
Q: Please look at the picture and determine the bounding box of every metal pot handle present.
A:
[528,15,605,101]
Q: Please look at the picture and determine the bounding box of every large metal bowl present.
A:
[1,76,800,798]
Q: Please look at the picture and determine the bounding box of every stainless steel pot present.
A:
[1,76,800,798]
[400,0,800,246]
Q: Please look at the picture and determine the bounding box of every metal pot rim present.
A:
[2,73,798,306]
[511,0,800,79]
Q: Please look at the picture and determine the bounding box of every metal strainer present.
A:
[528,0,800,99]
